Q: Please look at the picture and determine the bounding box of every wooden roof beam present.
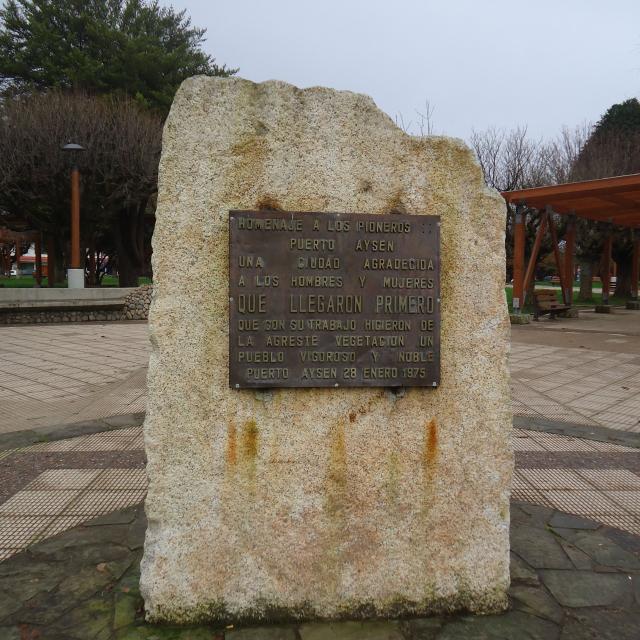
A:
[518,203,638,218]
[601,194,640,207]
[502,173,640,203]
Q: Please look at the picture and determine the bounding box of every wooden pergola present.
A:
[502,173,640,313]
[0,227,45,285]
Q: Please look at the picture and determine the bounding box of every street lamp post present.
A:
[62,143,85,288]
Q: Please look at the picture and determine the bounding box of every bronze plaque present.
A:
[229,210,440,388]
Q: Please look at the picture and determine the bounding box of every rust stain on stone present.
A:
[326,422,347,517]
[230,135,266,160]
[226,422,237,465]
[241,420,259,461]
[348,411,357,423]
[423,418,438,469]
[255,195,282,211]
[329,423,346,487]
[359,179,372,193]
[421,418,439,517]
[386,190,407,215]
[221,135,268,202]
[357,389,385,416]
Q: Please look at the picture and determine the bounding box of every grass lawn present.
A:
[505,286,629,312]
[0,275,151,288]
[532,280,604,291]
[504,287,533,314]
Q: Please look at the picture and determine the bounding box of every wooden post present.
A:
[512,204,526,312]
[563,214,576,306]
[88,235,96,286]
[522,211,549,305]
[601,230,613,305]
[631,229,639,301]
[70,166,81,269]
[34,233,43,287]
[47,235,56,287]
[546,207,568,305]
[14,241,21,277]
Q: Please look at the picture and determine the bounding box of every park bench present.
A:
[593,276,617,295]
[532,289,570,320]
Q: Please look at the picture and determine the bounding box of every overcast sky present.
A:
[168,0,640,141]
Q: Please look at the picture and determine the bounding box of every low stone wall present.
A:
[121,285,153,320]
[0,285,153,324]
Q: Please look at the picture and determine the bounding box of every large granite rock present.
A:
[141,76,512,623]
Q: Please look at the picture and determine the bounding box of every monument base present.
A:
[67,268,85,289]
[626,300,640,310]
[595,304,612,314]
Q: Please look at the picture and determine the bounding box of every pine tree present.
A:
[572,98,640,299]
[0,0,236,113]
[573,98,640,180]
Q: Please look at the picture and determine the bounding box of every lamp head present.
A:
[61,143,85,152]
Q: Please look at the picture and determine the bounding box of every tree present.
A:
[470,126,564,286]
[571,98,640,298]
[0,0,236,285]
[544,124,590,185]
[0,0,236,113]
[0,91,162,286]
[573,99,640,180]
[470,120,640,302]
[470,126,542,193]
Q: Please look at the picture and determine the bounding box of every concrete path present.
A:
[0,323,148,434]
[0,312,639,635]
[1,502,639,639]
[511,309,640,433]
[0,422,638,562]
[1,310,639,434]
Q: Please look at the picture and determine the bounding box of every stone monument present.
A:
[141,76,512,623]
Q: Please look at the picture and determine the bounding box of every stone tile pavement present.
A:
[0,427,146,560]
[0,316,639,636]
[1,319,640,434]
[513,428,640,535]
[0,425,639,563]
[1,502,640,639]
[511,344,640,432]
[0,317,638,562]
[0,323,148,434]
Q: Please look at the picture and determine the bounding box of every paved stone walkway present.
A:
[1,502,639,639]
[0,314,638,561]
[511,344,640,432]
[0,312,639,635]
[0,424,638,563]
[1,311,640,434]
[0,323,148,435]
[513,428,640,536]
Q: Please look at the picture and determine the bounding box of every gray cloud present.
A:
[169,0,640,140]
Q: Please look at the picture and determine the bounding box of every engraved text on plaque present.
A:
[229,210,440,388]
